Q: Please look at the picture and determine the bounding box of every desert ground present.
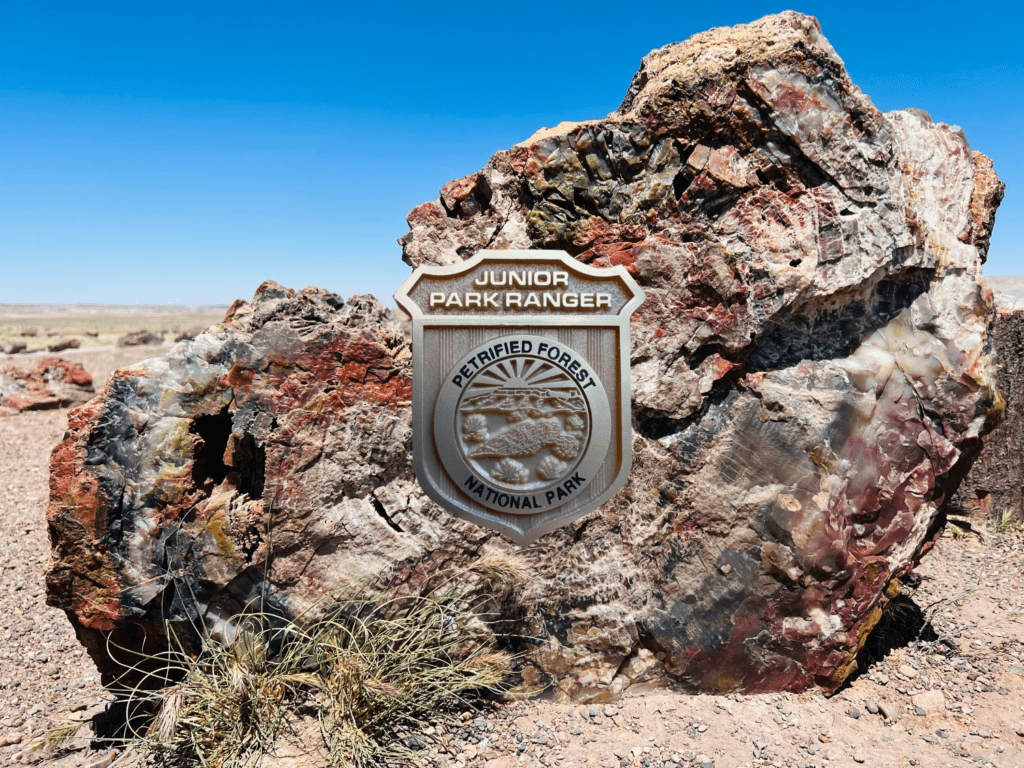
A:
[1,306,1023,768]
[0,305,226,386]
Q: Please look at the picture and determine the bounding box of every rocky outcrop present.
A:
[48,11,1002,698]
[952,298,1024,522]
[1,358,94,415]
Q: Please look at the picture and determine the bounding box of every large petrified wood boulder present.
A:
[1,357,94,415]
[48,11,1003,697]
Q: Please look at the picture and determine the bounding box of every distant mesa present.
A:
[461,387,585,416]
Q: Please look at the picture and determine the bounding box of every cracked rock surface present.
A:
[47,11,1003,698]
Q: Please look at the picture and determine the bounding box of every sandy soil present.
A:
[0,305,227,394]
[1,403,1022,767]
[0,307,225,350]
[0,344,181,391]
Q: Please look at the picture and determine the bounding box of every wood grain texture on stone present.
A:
[47,12,1003,698]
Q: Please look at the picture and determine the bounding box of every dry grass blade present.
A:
[108,574,515,767]
[31,719,85,755]
[469,553,529,589]
[149,687,184,742]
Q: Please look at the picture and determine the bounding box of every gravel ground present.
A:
[1,344,175,391]
[0,410,107,766]
[2,407,1023,767]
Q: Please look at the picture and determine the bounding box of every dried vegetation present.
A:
[42,558,523,767]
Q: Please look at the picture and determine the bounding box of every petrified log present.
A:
[116,330,164,347]
[1,357,94,414]
[48,12,1003,697]
[47,338,81,353]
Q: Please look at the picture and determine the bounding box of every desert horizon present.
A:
[3,4,1023,767]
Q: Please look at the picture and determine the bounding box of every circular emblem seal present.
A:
[434,334,610,515]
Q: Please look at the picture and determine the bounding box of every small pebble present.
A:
[898,664,918,679]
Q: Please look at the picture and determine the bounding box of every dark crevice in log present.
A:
[230,432,266,500]
[747,268,931,373]
[372,496,403,533]
[633,376,738,443]
[190,407,231,492]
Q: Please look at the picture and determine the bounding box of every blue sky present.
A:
[1,1,1021,307]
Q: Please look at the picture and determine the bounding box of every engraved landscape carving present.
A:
[457,357,589,489]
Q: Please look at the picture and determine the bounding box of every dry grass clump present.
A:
[83,560,522,768]
[991,507,1024,536]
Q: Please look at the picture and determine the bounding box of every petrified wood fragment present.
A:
[1,357,93,415]
[48,12,1003,697]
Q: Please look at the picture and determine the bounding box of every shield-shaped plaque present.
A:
[394,250,644,545]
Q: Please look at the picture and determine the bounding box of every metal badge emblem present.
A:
[394,250,644,545]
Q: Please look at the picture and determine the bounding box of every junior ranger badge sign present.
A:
[394,250,644,545]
